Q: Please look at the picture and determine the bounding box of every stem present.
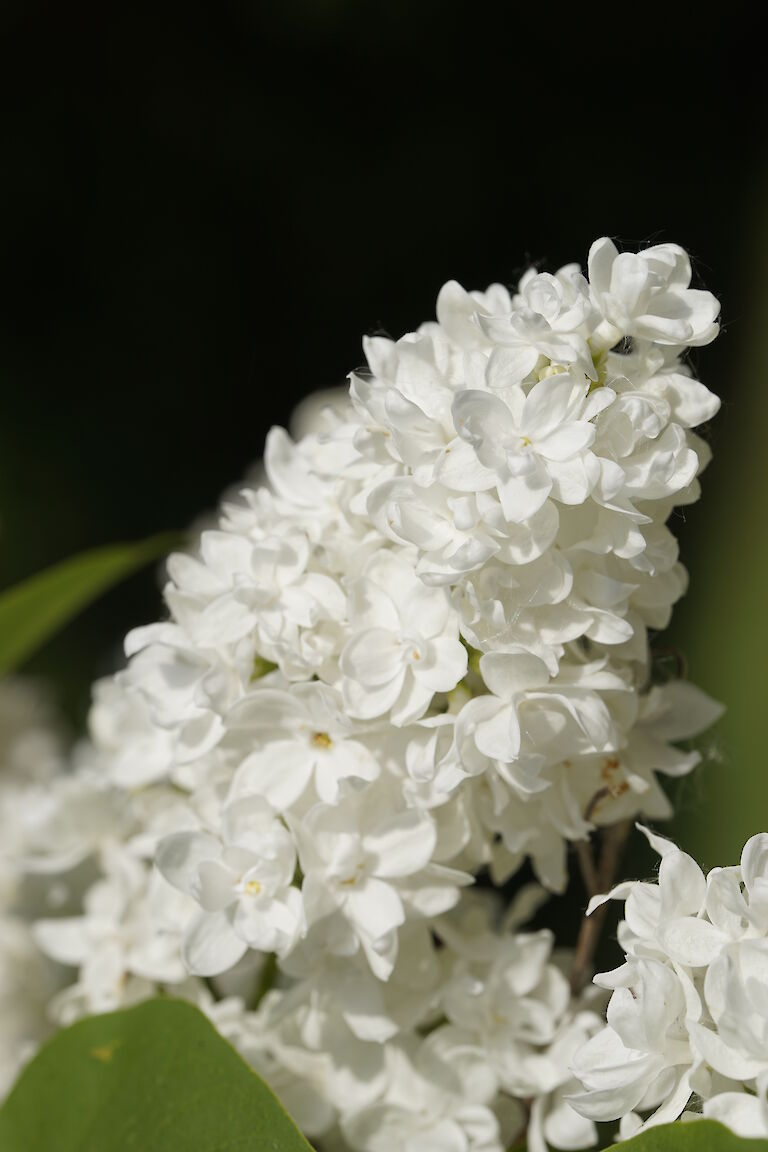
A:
[570,819,632,995]
[575,838,601,898]
[570,904,605,996]
[583,785,612,824]
[507,1098,533,1151]
[252,951,278,1009]
[598,818,632,890]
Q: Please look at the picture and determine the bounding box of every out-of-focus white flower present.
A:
[0,917,61,1097]
[435,894,603,1152]
[341,1034,507,1152]
[0,677,65,786]
[0,678,70,1096]
[289,386,352,440]
[35,843,189,1018]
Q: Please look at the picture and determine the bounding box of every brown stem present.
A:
[598,819,632,890]
[583,785,612,824]
[570,819,632,995]
[570,900,607,996]
[574,838,601,899]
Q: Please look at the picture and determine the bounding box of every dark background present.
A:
[0,0,765,862]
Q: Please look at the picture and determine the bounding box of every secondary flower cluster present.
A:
[0,679,68,1095]
[571,826,768,1141]
[1,237,726,1148]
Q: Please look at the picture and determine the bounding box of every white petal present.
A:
[343,670,405,721]
[341,629,404,688]
[346,877,404,941]
[637,823,677,858]
[497,466,552,523]
[588,237,619,296]
[536,421,595,462]
[657,917,729,967]
[544,1098,597,1151]
[660,373,721,428]
[232,744,314,811]
[486,344,539,387]
[156,831,221,897]
[452,389,517,456]
[474,701,521,762]
[659,850,707,919]
[586,881,636,917]
[413,636,467,693]
[742,833,768,894]
[234,893,301,954]
[637,1069,693,1130]
[364,811,436,878]
[689,1022,766,1081]
[33,918,91,966]
[182,910,248,976]
[480,650,549,698]
[646,681,724,742]
[704,1092,768,1138]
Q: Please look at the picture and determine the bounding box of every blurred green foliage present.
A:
[0,999,312,1151]
[0,534,181,679]
[669,198,768,867]
[607,1122,768,1152]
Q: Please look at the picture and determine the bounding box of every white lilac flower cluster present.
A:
[0,679,69,1095]
[571,826,768,1141]
[2,238,727,1149]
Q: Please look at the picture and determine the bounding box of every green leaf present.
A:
[0,998,313,1151]
[608,1119,768,1152]
[0,533,182,677]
